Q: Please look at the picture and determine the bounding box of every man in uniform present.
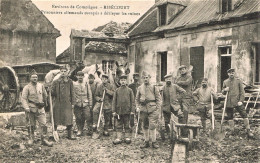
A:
[175,65,193,124]
[51,66,76,140]
[136,71,161,149]
[73,71,93,136]
[93,74,115,136]
[128,73,142,134]
[112,74,135,145]
[193,78,218,131]
[222,68,253,137]
[88,73,98,134]
[21,69,53,147]
[161,74,186,138]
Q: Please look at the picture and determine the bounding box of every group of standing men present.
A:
[21,64,253,148]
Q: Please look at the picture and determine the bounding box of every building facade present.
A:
[127,0,260,91]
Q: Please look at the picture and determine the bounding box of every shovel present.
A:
[214,92,228,140]
[135,111,140,139]
[211,94,215,130]
[92,90,106,139]
[49,91,59,142]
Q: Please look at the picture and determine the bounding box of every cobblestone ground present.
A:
[0,114,259,162]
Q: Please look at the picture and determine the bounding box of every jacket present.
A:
[73,81,92,107]
[95,83,115,110]
[21,82,47,113]
[51,77,75,125]
[175,74,193,97]
[135,83,161,113]
[222,78,245,108]
[161,84,186,113]
[112,85,135,115]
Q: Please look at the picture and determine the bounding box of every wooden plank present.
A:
[172,143,186,163]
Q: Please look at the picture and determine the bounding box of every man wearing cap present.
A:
[193,78,218,131]
[222,68,253,137]
[161,74,186,138]
[21,69,53,147]
[112,74,135,145]
[129,73,142,134]
[136,71,162,149]
[93,74,115,136]
[73,71,93,136]
[175,65,193,124]
[88,73,98,134]
[51,66,76,140]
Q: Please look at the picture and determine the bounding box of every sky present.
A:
[32,0,155,56]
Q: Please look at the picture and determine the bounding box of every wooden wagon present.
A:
[0,62,60,112]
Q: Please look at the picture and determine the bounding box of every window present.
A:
[219,46,232,56]
[157,52,167,82]
[253,43,260,84]
[221,0,232,13]
[102,60,114,73]
[159,5,167,26]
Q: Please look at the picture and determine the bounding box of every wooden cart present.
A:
[0,62,60,112]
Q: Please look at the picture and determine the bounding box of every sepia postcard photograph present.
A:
[0,0,259,162]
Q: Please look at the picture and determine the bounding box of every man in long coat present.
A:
[136,71,162,149]
[175,65,193,124]
[51,66,76,140]
[93,74,115,136]
[161,74,186,137]
[112,75,135,144]
[222,68,253,138]
[128,73,142,134]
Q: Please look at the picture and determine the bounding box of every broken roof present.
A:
[57,22,130,60]
[0,0,60,36]
[128,0,260,37]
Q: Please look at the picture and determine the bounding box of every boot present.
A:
[67,126,76,140]
[152,142,159,149]
[27,126,34,145]
[86,127,93,136]
[124,132,132,144]
[140,129,150,148]
[228,120,235,132]
[244,118,254,138]
[41,136,53,147]
[150,129,159,149]
[103,130,110,136]
[113,132,122,145]
[76,130,82,136]
[140,141,150,148]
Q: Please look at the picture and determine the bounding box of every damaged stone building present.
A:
[0,0,60,66]
[127,0,260,91]
[56,22,131,73]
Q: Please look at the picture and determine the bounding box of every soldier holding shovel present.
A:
[193,78,218,131]
[92,74,115,137]
[222,68,253,138]
[21,69,53,147]
[112,74,135,145]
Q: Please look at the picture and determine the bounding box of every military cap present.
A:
[119,74,128,79]
[164,74,172,79]
[178,65,187,69]
[76,71,84,76]
[133,73,140,77]
[227,68,235,73]
[60,65,68,70]
[142,71,150,77]
[88,73,95,79]
[102,74,109,79]
[29,69,37,76]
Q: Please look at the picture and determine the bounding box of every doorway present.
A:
[219,46,232,88]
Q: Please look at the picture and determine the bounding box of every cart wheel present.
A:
[0,66,19,112]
